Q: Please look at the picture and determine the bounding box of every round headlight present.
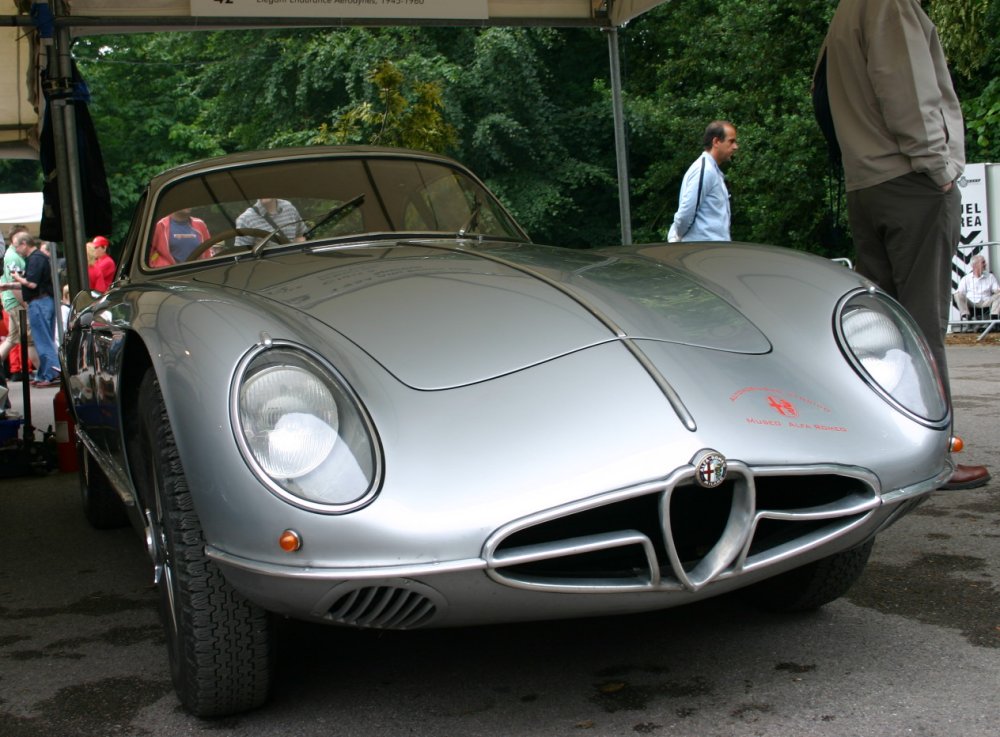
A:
[837,291,948,424]
[234,346,381,512]
[241,367,340,478]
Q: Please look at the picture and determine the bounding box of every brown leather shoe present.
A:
[940,463,991,490]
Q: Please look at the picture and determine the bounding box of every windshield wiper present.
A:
[304,194,366,239]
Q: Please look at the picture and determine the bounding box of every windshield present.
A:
[144,155,526,269]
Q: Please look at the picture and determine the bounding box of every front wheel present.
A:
[132,369,273,716]
[740,540,875,612]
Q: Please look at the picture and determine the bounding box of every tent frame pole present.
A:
[48,8,88,297]
[607,27,632,246]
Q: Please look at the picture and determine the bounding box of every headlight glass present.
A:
[234,346,381,512]
[837,291,948,424]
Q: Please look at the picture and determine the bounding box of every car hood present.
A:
[192,240,772,390]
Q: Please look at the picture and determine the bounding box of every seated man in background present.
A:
[235,198,307,247]
[954,254,1000,332]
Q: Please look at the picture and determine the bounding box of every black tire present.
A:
[79,443,129,529]
[740,540,875,612]
[132,369,273,717]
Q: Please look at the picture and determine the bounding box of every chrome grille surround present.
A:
[484,453,887,594]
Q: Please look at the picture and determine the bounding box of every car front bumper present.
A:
[207,460,949,628]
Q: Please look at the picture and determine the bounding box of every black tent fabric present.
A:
[38,61,112,242]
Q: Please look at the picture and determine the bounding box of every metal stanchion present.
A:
[18,309,33,446]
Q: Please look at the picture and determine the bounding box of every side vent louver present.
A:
[326,585,438,629]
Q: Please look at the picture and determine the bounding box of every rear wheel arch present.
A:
[119,332,154,432]
[119,331,155,506]
[78,330,153,530]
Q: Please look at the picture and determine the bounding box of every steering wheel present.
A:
[184,227,289,262]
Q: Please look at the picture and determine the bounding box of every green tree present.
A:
[931,0,1000,161]
[332,60,457,151]
[187,26,621,247]
[449,27,618,247]
[0,159,41,194]
[186,27,460,152]
[623,0,843,255]
[60,4,1000,256]
[930,0,992,76]
[74,33,224,244]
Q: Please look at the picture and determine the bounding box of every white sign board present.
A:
[190,0,488,20]
[949,163,992,329]
[958,162,988,247]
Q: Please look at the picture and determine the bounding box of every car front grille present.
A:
[485,463,881,593]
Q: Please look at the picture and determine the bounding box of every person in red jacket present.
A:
[88,235,116,291]
[149,209,212,267]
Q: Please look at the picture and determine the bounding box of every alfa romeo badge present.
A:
[694,451,727,488]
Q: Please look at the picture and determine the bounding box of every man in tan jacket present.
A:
[817,0,988,490]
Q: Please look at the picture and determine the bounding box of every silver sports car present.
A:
[65,146,953,717]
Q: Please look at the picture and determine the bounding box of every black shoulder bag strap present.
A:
[681,156,706,240]
[812,48,842,168]
[696,156,706,211]
[813,46,848,250]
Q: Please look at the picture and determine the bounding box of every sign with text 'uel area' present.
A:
[958,163,988,247]
[190,0,488,20]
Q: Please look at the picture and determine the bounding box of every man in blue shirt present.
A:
[668,121,739,242]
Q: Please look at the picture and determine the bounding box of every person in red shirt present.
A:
[88,235,116,292]
[149,210,212,267]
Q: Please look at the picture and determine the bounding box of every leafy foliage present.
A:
[73,34,226,236]
[332,60,457,151]
[930,0,992,77]
[622,0,845,254]
[931,0,1000,163]
[0,159,41,194]
[45,2,998,256]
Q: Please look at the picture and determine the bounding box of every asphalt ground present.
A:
[1,343,998,737]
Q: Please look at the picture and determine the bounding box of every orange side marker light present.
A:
[279,529,302,552]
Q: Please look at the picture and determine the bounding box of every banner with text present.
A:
[191,0,489,20]
[950,163,991,326]
[958,163,988,248]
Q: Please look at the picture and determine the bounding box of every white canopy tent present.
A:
[0,191,43,232]
[0,1,38,159]
[1,0,669,291]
